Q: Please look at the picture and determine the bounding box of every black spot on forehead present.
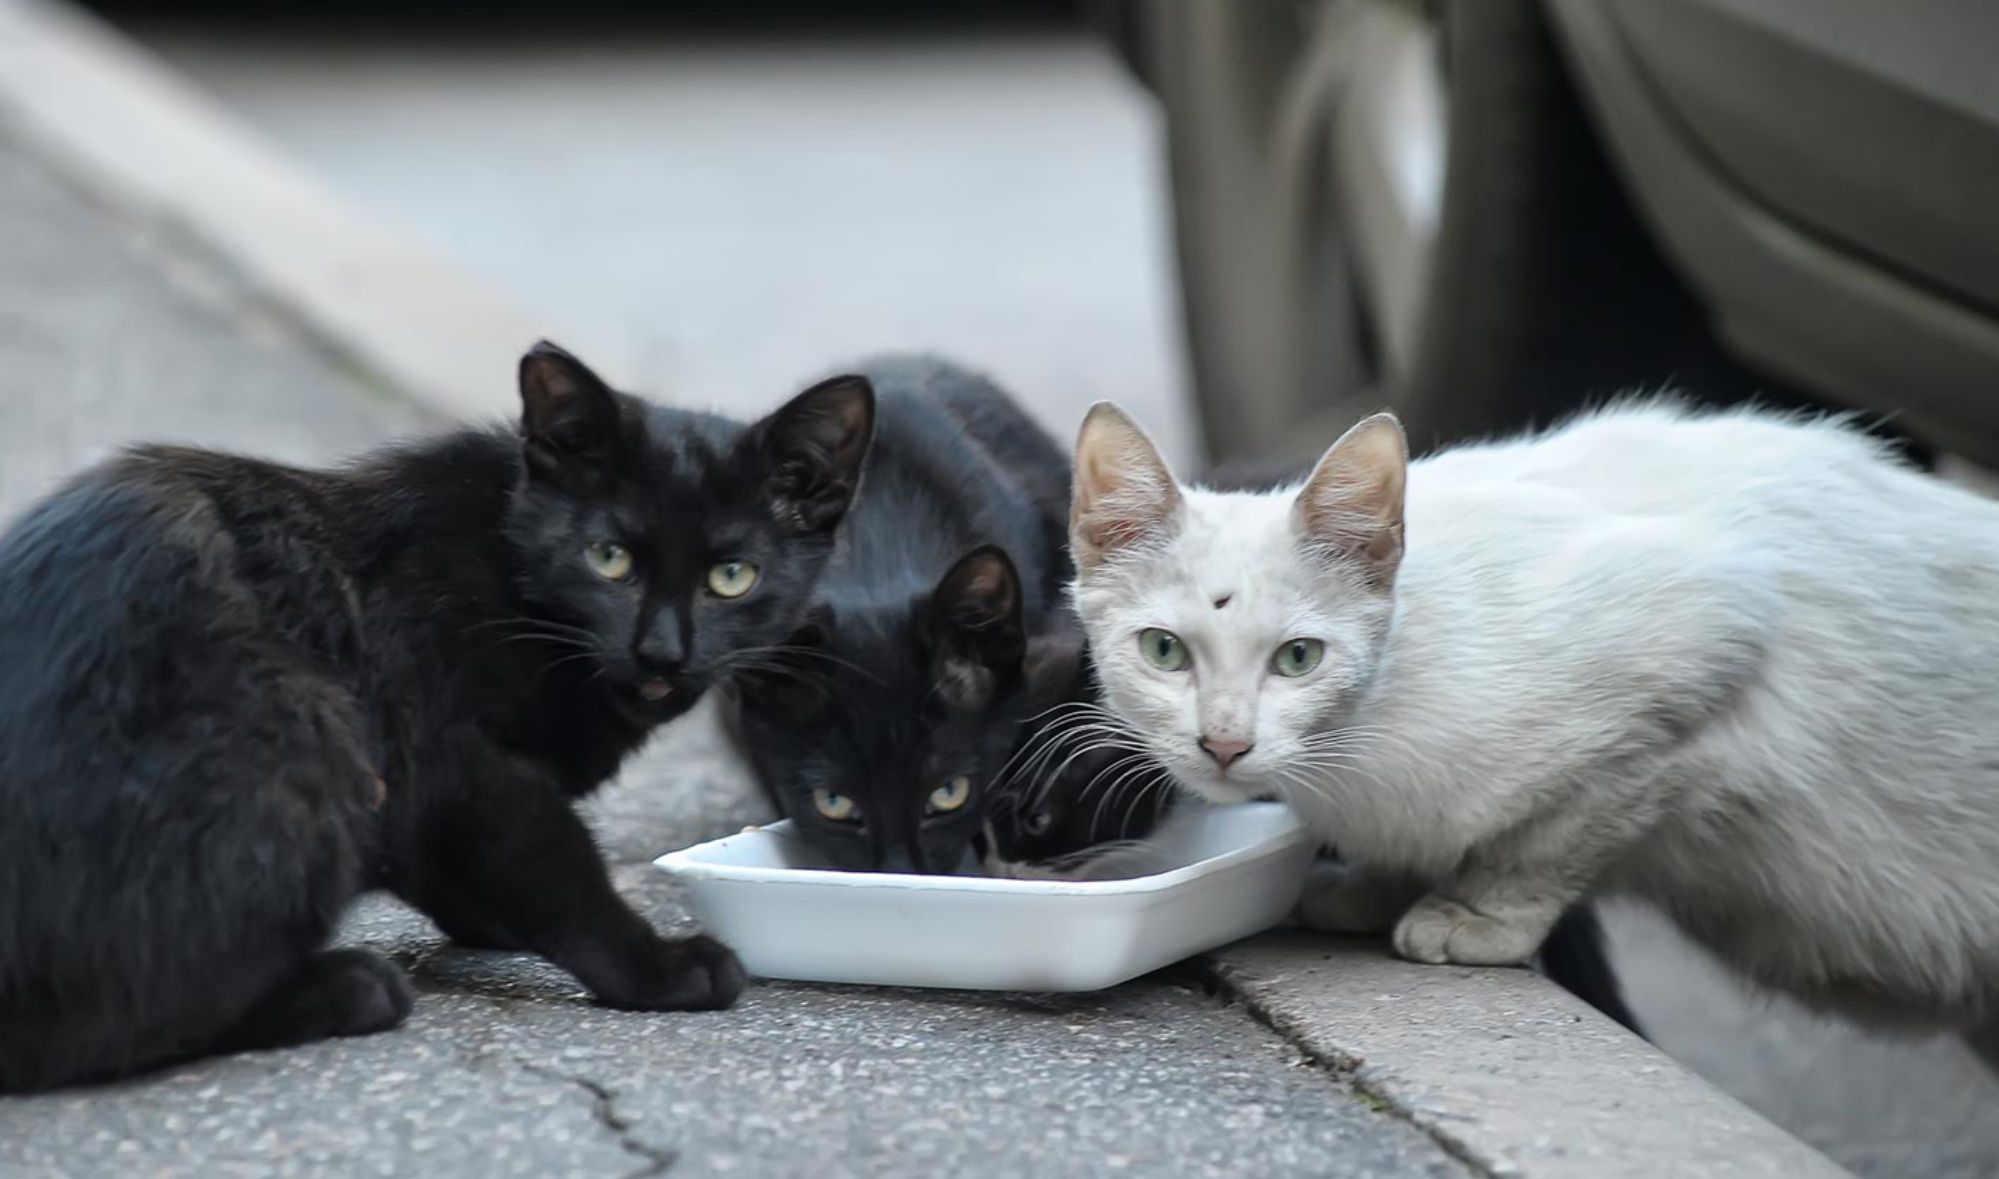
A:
[1213,594,1233,609]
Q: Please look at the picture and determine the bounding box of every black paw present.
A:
[594,935,747,1013]
[224,948,415,1053]
[318,948,416,1036]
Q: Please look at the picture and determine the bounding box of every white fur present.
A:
[1069,400,1999,1053]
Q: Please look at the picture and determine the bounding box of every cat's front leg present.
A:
[413,747,745,1011]
[1394,751,1673,966]
[1392,885,1566,966]
[417,880,528,951]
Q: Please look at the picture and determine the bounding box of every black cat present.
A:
[725,357,1071,874]
[0,343,873,1092]
[979,641,1177,876]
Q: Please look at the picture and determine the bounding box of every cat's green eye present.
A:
[812,787,859,823]
[584,540,634,582]
[1272,638,1326,678]
[928,775,973,814]
[707,560,759,599]
[1138,627,1189,672]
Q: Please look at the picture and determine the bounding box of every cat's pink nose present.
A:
[1200,736,1253,769]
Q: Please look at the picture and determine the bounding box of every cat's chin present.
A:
[1167,769,1262,807]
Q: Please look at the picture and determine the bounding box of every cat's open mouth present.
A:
[611,674,694,723]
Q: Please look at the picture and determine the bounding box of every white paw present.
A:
[1296,861,1415,935]
[1392,894,1542,966]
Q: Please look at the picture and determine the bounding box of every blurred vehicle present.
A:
[1099,0,1999,466]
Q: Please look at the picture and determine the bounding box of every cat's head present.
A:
[1066,402,1407,805]
[729,545,1034,873]
[504,341,875,726]
[981,734,1176,877]
[972,636,1169,872]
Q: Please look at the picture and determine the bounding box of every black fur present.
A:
[0,343,873,1092]
[1538,907,1645,1036]
[726,358,1071,873]
[981,641,1177,869]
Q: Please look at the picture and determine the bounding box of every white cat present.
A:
[1066,399,1999,1064]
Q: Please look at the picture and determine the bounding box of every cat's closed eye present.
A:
[1272,638,1325,677]
[707,560,759,599]
[584,540,634,582]
[927,775,973,815]
[1138,627,1190,672]
[812,786,860,823]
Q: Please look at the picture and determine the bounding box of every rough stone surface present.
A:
[4,903,1475,1178]
[1212,935,1847,1179]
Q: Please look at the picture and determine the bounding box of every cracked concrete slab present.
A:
[0,882,1473,1179]
[1211,935,1845,1179]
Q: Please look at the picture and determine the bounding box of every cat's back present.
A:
[0,446,340,666]
[834,356,1070,609]
[0,447,361,819]
[1380,403,1991,776]
[1412,402,1931,526]
[1387,403,1999,805]
[859,355,1067,513]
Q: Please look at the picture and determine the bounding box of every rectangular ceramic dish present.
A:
[653,801,1315,992]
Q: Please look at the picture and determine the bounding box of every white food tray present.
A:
[653,802,1315,992]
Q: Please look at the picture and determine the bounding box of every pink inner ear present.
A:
[1360,528,1401,564]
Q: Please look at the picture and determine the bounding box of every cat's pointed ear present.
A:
[1294,412,1407,588]
[747,375,876,534]
[1070,402,1181,568]
[518,341,623,483]
[925,545,1026,710]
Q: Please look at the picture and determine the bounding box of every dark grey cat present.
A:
[726,357,1071,873]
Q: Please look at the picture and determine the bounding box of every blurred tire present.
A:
[1137,0,1933,464]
